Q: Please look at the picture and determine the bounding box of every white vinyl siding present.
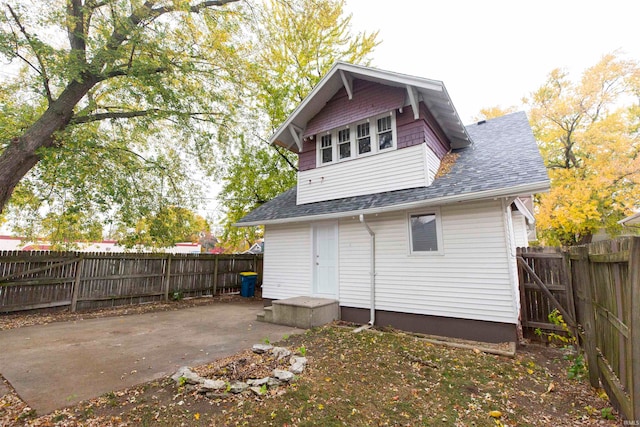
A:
[425,144,441,183]
[338,200,518,324]
[298,144,427,204]
[511,211,529,248]
[337,218,371,308]
[262,224,311,300]
[261,199,518,325]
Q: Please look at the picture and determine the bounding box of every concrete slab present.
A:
[272,297,339,329]
[0,301,303,415]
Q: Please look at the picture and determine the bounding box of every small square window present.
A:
[338,129,351,159]
[357,122,371,154]
[321,134,332,163]
[410,213,438,252]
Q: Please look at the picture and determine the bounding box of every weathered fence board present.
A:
[0,251,263,313]
[519,238,640,421]
[517,246,576,335]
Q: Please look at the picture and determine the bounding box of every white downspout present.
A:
[359,214,376,326]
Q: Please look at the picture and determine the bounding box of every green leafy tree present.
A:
[116,206,210,249]
[217,0,379,250]
[526,53,640,245]
[0,0,244,244]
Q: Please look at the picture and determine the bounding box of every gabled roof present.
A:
[272,62,472,153]
[237,112,550,226]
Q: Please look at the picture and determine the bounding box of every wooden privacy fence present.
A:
[517,238,640,421]
[0,251,263,313]
[517,246,577,337]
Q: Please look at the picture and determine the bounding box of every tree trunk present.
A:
[0,77,98,214]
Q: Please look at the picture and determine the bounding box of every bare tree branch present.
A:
[70,109,161,124]
[251,132,298,172]
[70,108,224,125]
[6,4,53,104]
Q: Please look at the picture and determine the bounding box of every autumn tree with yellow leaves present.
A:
[527,53,640,246]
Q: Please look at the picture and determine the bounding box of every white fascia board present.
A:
[619,211,640,226]
[235,180,551,227]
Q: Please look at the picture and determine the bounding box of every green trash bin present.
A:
[239,272,258,297]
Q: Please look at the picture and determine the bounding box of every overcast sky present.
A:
[343,0,640,123]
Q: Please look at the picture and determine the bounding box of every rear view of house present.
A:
[237,62,549,343]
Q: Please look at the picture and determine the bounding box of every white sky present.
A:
[343,0,640,123]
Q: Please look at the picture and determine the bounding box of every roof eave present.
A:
[269,62,472,153]
[235,180,551,227]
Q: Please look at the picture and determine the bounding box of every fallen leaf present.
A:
[489,410,502,418]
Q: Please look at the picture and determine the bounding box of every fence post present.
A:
[574,245,600,388]
[163,254,172,302]
[562,250,579,340]
[213,256,219,296]
[70,256,85,313]
[629,237,640,420]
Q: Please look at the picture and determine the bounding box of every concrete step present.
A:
[271,296,339,329]
[256,306,273,323]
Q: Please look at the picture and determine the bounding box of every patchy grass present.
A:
[1,325,619,426]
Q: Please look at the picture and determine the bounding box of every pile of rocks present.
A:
[171,343,307,398]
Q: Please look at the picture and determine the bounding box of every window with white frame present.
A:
[320,134,333,164]
[408,210,443,254]
[338,128,351,159]
[356,122,371,155]
[315,111,397,166]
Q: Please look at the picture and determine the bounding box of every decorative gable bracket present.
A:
[340,70,353,100]
[406,85,421,120]
[288,124,304,152]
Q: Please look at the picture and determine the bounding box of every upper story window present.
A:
[320,134,333,164]
[338,129,351,159]
[316,111,396,167]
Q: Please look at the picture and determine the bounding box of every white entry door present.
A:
[313,222,338,298]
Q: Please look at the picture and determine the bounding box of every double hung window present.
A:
[316,111,396,166]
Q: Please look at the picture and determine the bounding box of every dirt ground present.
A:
[0,299,624,426]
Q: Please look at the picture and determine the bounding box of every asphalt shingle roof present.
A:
[237,111,550,225]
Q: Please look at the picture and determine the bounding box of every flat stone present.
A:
[252,344,273,354]
[229,382,249,394]
[289,362,305,374]
[171,367,203,385]
[267,377,282,387]
[271,346,291,360]
[272,369,294,382]
[205,392,227,398]
[250,386,264,396]
[200,379,226,391]
[247,377,269,386]
[290,356,307,366]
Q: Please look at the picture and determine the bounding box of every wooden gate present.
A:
[516,246,577,337]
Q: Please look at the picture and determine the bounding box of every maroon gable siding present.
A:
[298,139,316,172]
[396,103,450,159]
[297,91,452,171]
[303,79,405,138]
[420,103,451,158]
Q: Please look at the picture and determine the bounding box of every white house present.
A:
[237,63,550,343]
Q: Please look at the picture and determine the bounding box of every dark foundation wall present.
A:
[341,306,517,343]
